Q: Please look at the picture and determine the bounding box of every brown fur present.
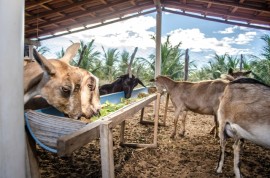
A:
[24,43,101,119]
[155,75,229,138]
[221,68,251,81]
[216,78,270,177]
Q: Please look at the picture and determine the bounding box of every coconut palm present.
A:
[261,34,270,60]
[249,35,270,84]
[55,47,65,58]
[37,46,50,55]
[68,40,101,73]
[101,46,119,81]
[118,50,130,75]
[139,35,186,80]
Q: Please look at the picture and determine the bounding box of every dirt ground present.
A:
[37,97,270,178]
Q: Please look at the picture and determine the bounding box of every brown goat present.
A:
[154,75,230,138]
[221,68,251,81]
[216,78,270,178]
[24,43,101,119]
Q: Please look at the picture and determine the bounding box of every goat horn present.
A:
[137,78,146,87]
[128,47,138,78]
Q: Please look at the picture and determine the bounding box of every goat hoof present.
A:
[216,167,222,174]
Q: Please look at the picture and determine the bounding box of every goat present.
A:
[221,68,251,81]
[99,47,146,98]
[99,74,146,98]
[216,78,270,178]
[154,75,230,138]
[24,43,101,119]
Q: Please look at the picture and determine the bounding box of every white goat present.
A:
[216,78,270,178]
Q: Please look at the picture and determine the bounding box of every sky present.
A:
[41,11,269,69]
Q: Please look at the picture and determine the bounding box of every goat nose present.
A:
[95,109,101,117]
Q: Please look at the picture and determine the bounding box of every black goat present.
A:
[99,74,146,98]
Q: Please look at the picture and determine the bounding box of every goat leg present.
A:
[233,138,244,178]
[179,111,187,137]
[209,115,219,138]
[170,109,181,139]
[216,121,227,173]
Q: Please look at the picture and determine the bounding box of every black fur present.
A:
[230,77,270,87]
[99,74,146,99]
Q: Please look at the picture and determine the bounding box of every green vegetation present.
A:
[49,34,270,85]
[91,94,148,121]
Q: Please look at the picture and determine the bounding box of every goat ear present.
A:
[60,43,80,64]
[33,48,56,75]
[137,78,146,87]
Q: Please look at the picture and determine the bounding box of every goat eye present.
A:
[87,84,94,91]
[61,86,71,94]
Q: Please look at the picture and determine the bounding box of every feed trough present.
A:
[25,87,167,177]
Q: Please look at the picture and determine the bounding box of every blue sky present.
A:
[41,11,269,69]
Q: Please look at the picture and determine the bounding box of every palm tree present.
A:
[249,35,270,84]
[69,40,101,73]
[118,50,130,75]
[226,55,240,69]
[140,35,186,80]
[261,34,270,60]
[101,46,119,81]
[37,46,50,55]
[55,47,65,58]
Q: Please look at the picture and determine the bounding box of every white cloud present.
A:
[40,15,262,63]
[217,26,238,34]
[64,16,156,50]
[234,31,257,45]
[166,28,257,56]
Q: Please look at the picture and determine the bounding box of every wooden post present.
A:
[184,49,189,81]
[120,121,126,145]
[29,45,34,60]
[25,132,41,178]
[0,0,25,177]
[100,121,114,178]
[240,54,243,71]
[154,0,162,121]
[140,108,145,123]
[155,0,162,77]
[153,93,161,146]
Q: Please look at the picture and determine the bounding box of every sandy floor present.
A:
[37,98,270,178]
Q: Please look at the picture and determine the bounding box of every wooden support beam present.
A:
[25,132,41,178]
[25,0,53,10]
[193,0,270,14]
[26,0,94,21]
[26,3,154,35]
[231,7,238,13]
[31,8,156,40]
[207,2,212,9]
[120,93,161,148]
[120,121,126,145]
[163,8,270,31]
[57,120,102,156]
[164,2,270,24]
[57,94,158,156]
[100,121,114,178]
[184,48,189,81]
